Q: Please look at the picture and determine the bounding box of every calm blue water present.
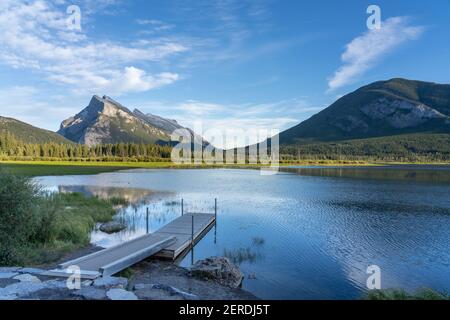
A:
[35,166,450,300]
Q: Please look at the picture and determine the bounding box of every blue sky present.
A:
[0,0,449,140]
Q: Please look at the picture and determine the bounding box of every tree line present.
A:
[1,131,448,163]
[0,132,172,162]
[279,134,450,162]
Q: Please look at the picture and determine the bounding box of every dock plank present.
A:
[54,212,216,277]
[154,213,216,260]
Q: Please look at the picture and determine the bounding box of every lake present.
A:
[35,166,450,300]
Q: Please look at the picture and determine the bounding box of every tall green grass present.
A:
[0,170,123,266]
[365,289,450,300]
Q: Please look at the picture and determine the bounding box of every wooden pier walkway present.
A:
[154,213,216,260]
[47,203,217,279]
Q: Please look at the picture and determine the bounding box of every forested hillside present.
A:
[0,132,172,162]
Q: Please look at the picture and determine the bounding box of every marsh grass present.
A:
[365,288,450,300]
[0,170,123,266]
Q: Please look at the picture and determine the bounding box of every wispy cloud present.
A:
[133,97,321,148]
[327,17,424,91]
[0,86,83,130]
[0,0,186,96]
[136,19,175,34]
[176,100,225,116]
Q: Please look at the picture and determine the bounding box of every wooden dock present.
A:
[48,205,216,279]
[154,213,216,260]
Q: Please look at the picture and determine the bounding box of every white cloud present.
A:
[195,117,295,149]
[136,19,175,34]
[107,68,179,95]
[327,17,424,91]
[0,0,186,96]
[0,86,84,130]
[176,101,225,116]
[133,97,320,148]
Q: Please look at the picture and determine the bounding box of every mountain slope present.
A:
[0,116,72,144]
[280,78,450,145]
[58,95,196,146]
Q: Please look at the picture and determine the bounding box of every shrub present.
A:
[0,170,40,264]
[0,170,123,266]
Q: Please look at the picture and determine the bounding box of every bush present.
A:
[0,170,123,266]
[0,170,40,264]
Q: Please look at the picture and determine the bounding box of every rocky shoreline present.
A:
[0,256,257,300]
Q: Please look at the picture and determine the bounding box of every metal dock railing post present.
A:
[214,198,217,221]
[146,207,149,234]
[181,198,184,216]
[191,214,195,265]
[214,198,217,244]
[191,214,194,246]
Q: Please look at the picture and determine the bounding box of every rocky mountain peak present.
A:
[280,78,450,144]
[57,95,201,146]
[133,109,182,133]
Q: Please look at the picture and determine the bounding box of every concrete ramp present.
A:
[54,234,176,278]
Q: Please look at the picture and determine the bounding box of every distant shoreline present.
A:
[0,160,449,177]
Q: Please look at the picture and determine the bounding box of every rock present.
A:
[190,257,244,288]
[106,288,138,300]
[24,288,75,300]
[0,293,17,300]
[43,280,67,289]
[133,283,199,300]
[93,276,128,289]
[57,95,201,147]
[72,287,107,300]
[0,272,18,279]
[0,281,46,298]
[0,278,20,289]
[19,268,46,275]
[13,274,41,283]
[99,221,127,234]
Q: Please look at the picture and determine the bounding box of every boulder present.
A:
[43,279,68,289]
[72,287,107,300]
[0,281,46,298]
[13,274,41,283]
[0,293,17,300]
[190,257,244,288]
[0,278,20,289]
[93,276,128,289]
[106,288,138,300]
[133,283,199,300]
[99,221,127,234]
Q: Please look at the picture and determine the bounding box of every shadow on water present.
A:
[282,166,450,184]
[224,247,264,265]
[327,200,450,216]
[223,237,266,265]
